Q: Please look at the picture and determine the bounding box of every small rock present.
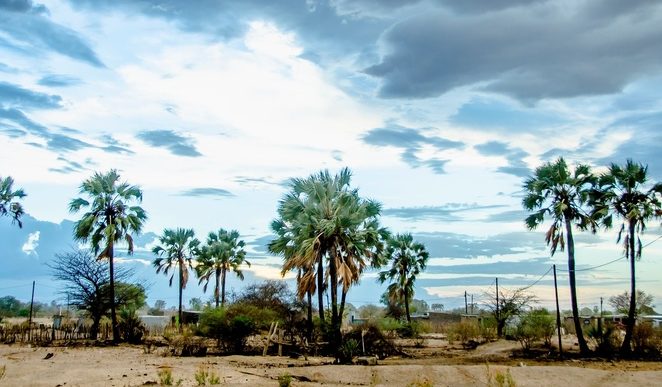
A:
[356,356,378,366]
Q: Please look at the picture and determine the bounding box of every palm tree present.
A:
[69,170,147,343]
[270,168,386,345]
[522,157,595,355]
[590,159,662,354]
[196,228,250,308]
[378,233,429,323]
[153,228,199,331]
[1,176,26,227]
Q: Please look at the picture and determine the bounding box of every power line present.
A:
[557,256,625,272]
[520,265,553,291]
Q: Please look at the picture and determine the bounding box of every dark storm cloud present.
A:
[596,112,662,180]
[475,141,530,177]
[0,81,62,109]
[37,74,82,87]
[366,2,662,102]
[179,188,234,198]
[66,0,387,66]
[383,203,506,222]
[137,130,201,157]
[0,2,103,67]
[362,124,464,174]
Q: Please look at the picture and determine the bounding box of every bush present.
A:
[513,310,555,351]
[339,338,359,364]
[632,322,662,357]
[396,321,426,339]
[197,308,256,353]
[587,324,621,357]
[447,320,480,344]
[118,308,146,344]
[480,317,498,342]
[342,323,400,359]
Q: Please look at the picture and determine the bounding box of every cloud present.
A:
[450,98,568,131]
[99,134,134,155]
[0,81,62,109]
[21,231,40,255]
[475,141,530,177]
[0,2,104,67]
[37,74,82,87]
[483,209,529,223]
[179,188,234,198]
[48,156,86,174]
[434,0,547,14]
[137,129,202,157]
[362,123,464,174]
[383,203,506,221]
[365,2,662,102]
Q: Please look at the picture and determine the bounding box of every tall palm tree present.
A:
[69,170,147,343]
[0,175,26,227]
[522,157,595,355]
[196,228,250,308]
[378,233,428,323]
[270,168,386,345]
[590,159,662,354]
[153,228,200,331]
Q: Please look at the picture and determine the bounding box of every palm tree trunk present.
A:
[178,262,183,333]
[329,252,339,339]
[108,240,120,343]
[339,288,347,326]
[215,268,220,308]
[564,217,589,355]
[317,251,325,322]
[306,290,313,340]
[220,268,227,307]
[621,221,637,354]
[405,287,411,323]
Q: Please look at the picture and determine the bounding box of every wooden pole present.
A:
[28,280,35,341]
[464,291,468,314]
[553,265,563,358]
[495,278,499,321]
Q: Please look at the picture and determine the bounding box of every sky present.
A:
[1,0,661,313]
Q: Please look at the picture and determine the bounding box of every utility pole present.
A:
[600,297,603,316]
[495,278,499,322]
[553,265,563,358]
[464,291,468,314]
[28,280,35,341]
[471,294,474,315]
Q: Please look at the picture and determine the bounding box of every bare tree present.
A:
[483,287,537,337]
[49,249,145,340]
[609,290,656,316]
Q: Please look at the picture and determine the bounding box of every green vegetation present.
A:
[522,157,595,355]
[590,160,662,355]
[0,175,26,227]
[278,373,292,387]
[69,169,147,343]
[379,233,429,323]
[153,228,200,332]
[196,228,250,308]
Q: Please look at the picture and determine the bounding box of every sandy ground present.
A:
[1,341,662,386]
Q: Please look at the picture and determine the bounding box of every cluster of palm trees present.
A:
[152,227,250,330]
[268,168,430,344]
[67,170,250,339]
[523,158,662,355]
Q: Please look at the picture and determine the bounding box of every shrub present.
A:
[194,364,221,385]
[513,309,555,350]
[396,321,425,339]
[447,320,480,344]
[486,363,516,387]
[278,373,292,387]
[480,317,498,342]
[587,324,621,357]
[339,338,359,364]
[118,308,146,344]
[197,308,256,353]
[342,323,400,359]
[632,322,661,357]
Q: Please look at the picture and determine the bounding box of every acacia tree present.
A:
[591,159,662,354]
[49,249,146,340]
[153,228,199,331]
[378,233,429,323]
[522,157,595,355]
[69,170,147,342]
[609,290,656,316]
[196,228,250,307]
[483,286,537,337]
[0,176,26,227]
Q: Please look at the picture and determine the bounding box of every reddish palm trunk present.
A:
[565,216,590,355]
[108,239,120,343]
